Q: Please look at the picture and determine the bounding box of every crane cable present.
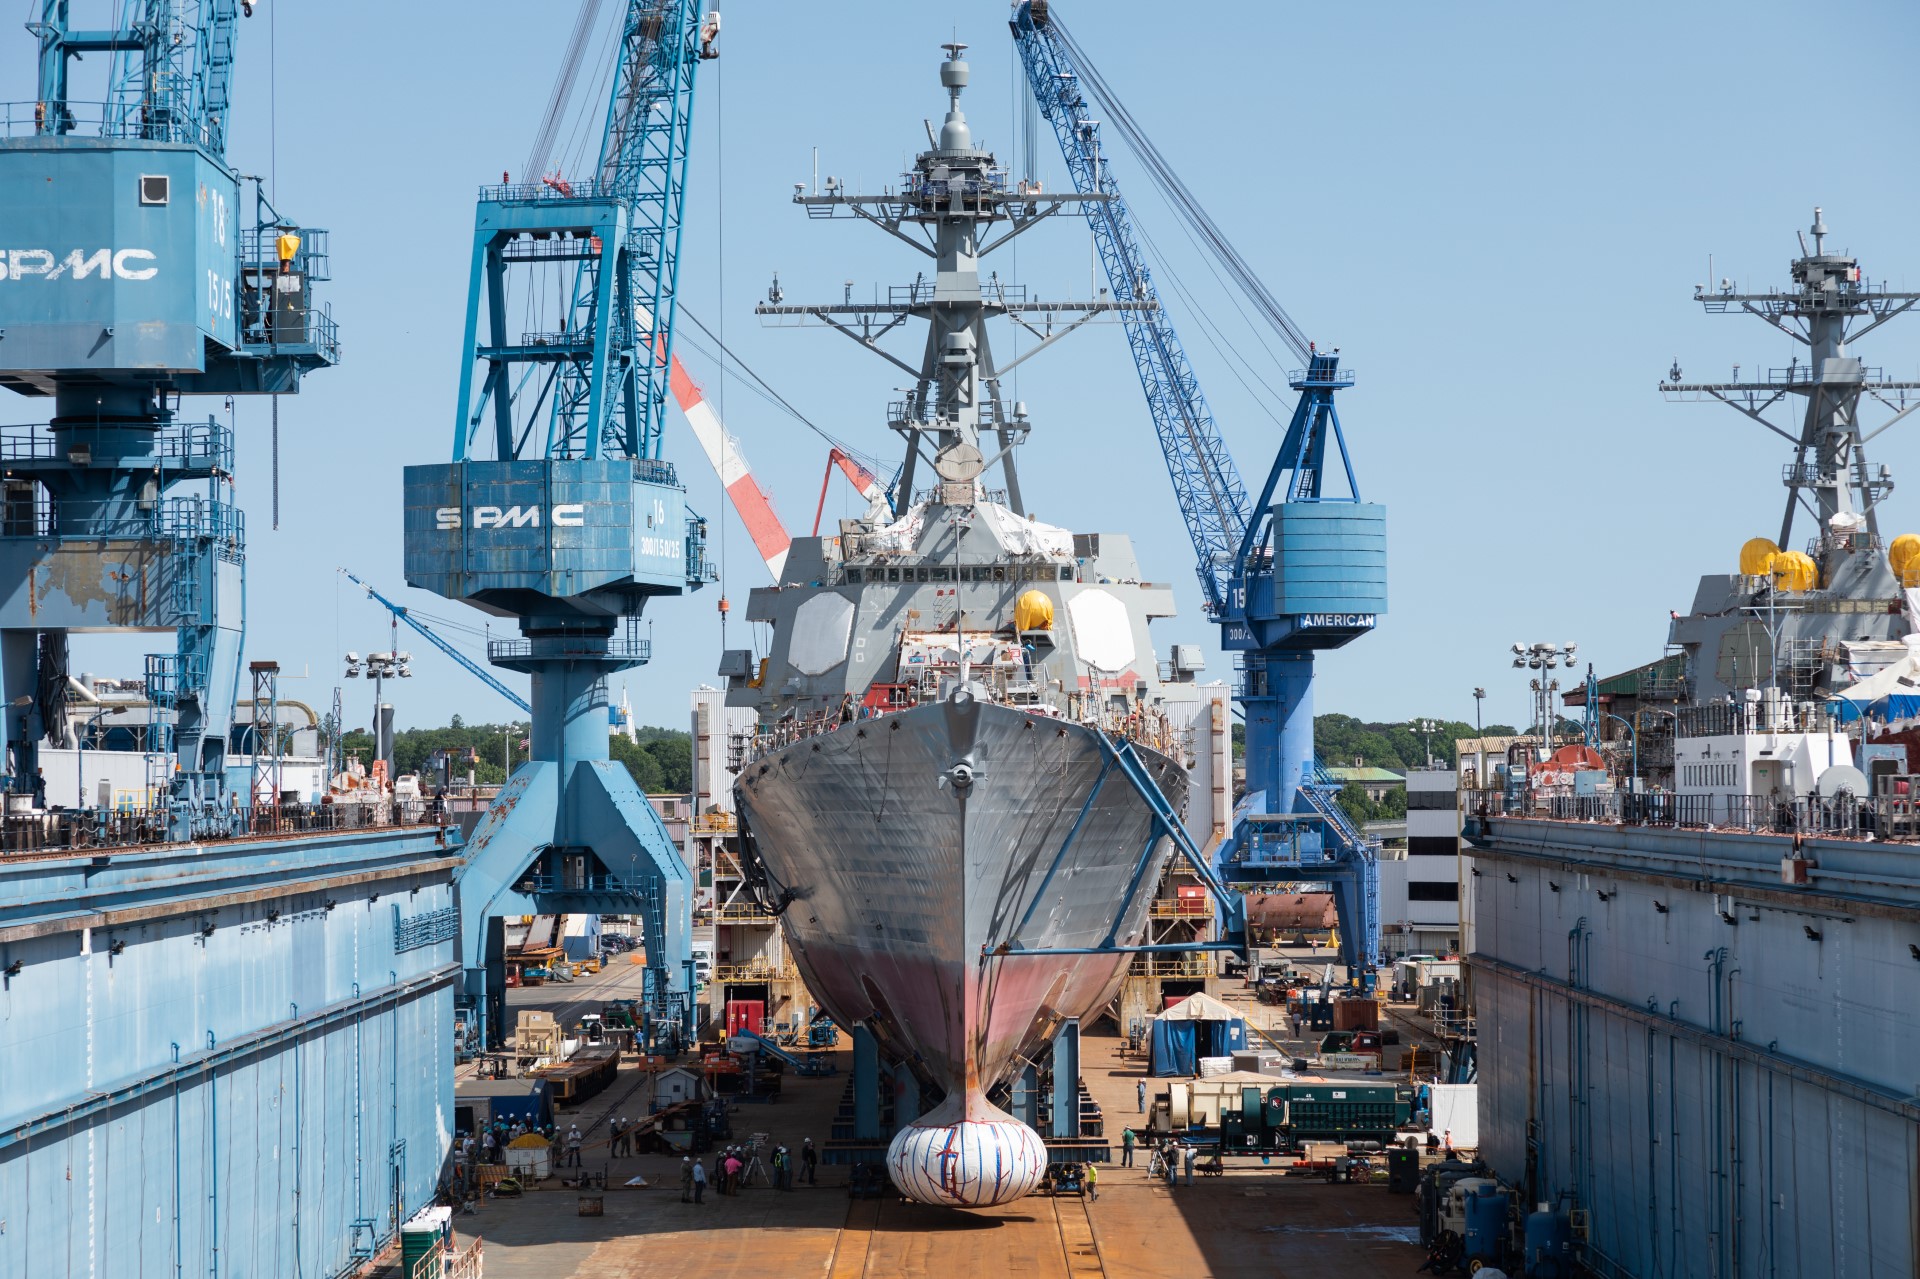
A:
[1051,14,1315,369]
[524,0,608,183]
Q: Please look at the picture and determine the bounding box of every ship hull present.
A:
[736,691,1188,1097]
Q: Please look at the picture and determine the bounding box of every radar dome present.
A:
[1739,537,1780,576]
[1771,549,1817,593]
[1014,589,1055,633]
[1890,534,1920,585]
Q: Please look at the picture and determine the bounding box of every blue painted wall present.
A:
[0,826,459,1278]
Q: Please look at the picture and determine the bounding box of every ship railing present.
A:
[1482,786,1920,843]
[0,798,446,856]
[1808,529,1881,559]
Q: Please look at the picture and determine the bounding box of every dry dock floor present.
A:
[433,965,1426,1278]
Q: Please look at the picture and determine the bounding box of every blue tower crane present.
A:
[0,1,336,835]
[1012,1,1387,983]
[402,0,716,1048]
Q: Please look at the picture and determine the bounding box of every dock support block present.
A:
[1013,1063,1038,1128]
[893,1060,920,1129]
[853,1025,882,1140]
[1050,1016,1080,1139]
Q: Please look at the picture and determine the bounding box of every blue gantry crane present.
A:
[0,0,337,835]
[402,0,717,1048]
[1012,2,1387,983]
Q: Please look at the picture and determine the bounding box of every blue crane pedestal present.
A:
[405,460,709,1049]
[453,646,692,1049]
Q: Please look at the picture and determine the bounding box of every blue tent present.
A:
[1148,993,1250,1077]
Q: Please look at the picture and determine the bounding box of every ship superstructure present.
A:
[1660,210,1920,707]
[719,45,1206,1207]
[1466,214,1920,1278]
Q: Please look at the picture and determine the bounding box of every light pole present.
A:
[1416,718,1438,767]
[1472,687,1485,737]
[1510,641,1578,751]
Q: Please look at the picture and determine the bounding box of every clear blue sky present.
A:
[8,1,1919,737]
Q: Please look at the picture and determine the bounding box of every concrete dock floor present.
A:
[430,966,1427,1278]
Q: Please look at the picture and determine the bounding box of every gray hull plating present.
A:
[737,693,1186,1095]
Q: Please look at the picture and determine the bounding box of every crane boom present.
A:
[405,0,714,1050]
[1012,1,1387,984]
[1010,2,1248,614]
[344,573,531,715]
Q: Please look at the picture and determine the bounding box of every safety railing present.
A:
[1467,786,1920,843]
[240,227,331,282]
[488,635,651,665]
[479,178,623,202]
[0,100,217,147]
[1127,953,1213,978]
[0,420,233,468]
[704,902,780,924]
[0,797,446,856]
[710,961,798,983]
[1150,898,1213,917]
[154,496,241,540]
[634,457,680,486]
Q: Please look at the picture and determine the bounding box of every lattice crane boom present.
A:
[1010,2,1249,615]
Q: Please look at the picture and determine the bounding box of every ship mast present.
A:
[757,44,1147,517]
[1662,209,1920,566]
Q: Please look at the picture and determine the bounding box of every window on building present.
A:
[1408,881,1459,902]
[1408,836,1457,856]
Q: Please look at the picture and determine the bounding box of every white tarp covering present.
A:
[861,500,1074,558]
[788,593,856,675]
[1428,1082,1478,1150]
[862,504,927,554]
[976,502,1074,557]
[1067,588,1136,672]
[1156,992,1245,1022]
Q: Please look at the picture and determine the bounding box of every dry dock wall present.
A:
[0,825,461,1278]
[1468,816,1919,1278]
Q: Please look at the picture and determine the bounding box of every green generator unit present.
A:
[1282,1081,1409,1144]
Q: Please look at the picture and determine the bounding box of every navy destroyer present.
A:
[719,45,1199,1206]
[1463,213,1920,1276]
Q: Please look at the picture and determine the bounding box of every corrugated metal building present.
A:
[0,821,461,1277]
[1467,812,1919,1277]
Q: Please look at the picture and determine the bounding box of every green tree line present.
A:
[338,715,693,794]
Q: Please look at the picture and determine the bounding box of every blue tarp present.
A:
[1148,1006,1249,1076]
[1831,694,1920,724]
[1144,990,1251,1067]
[1150,1020,1197,1076]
